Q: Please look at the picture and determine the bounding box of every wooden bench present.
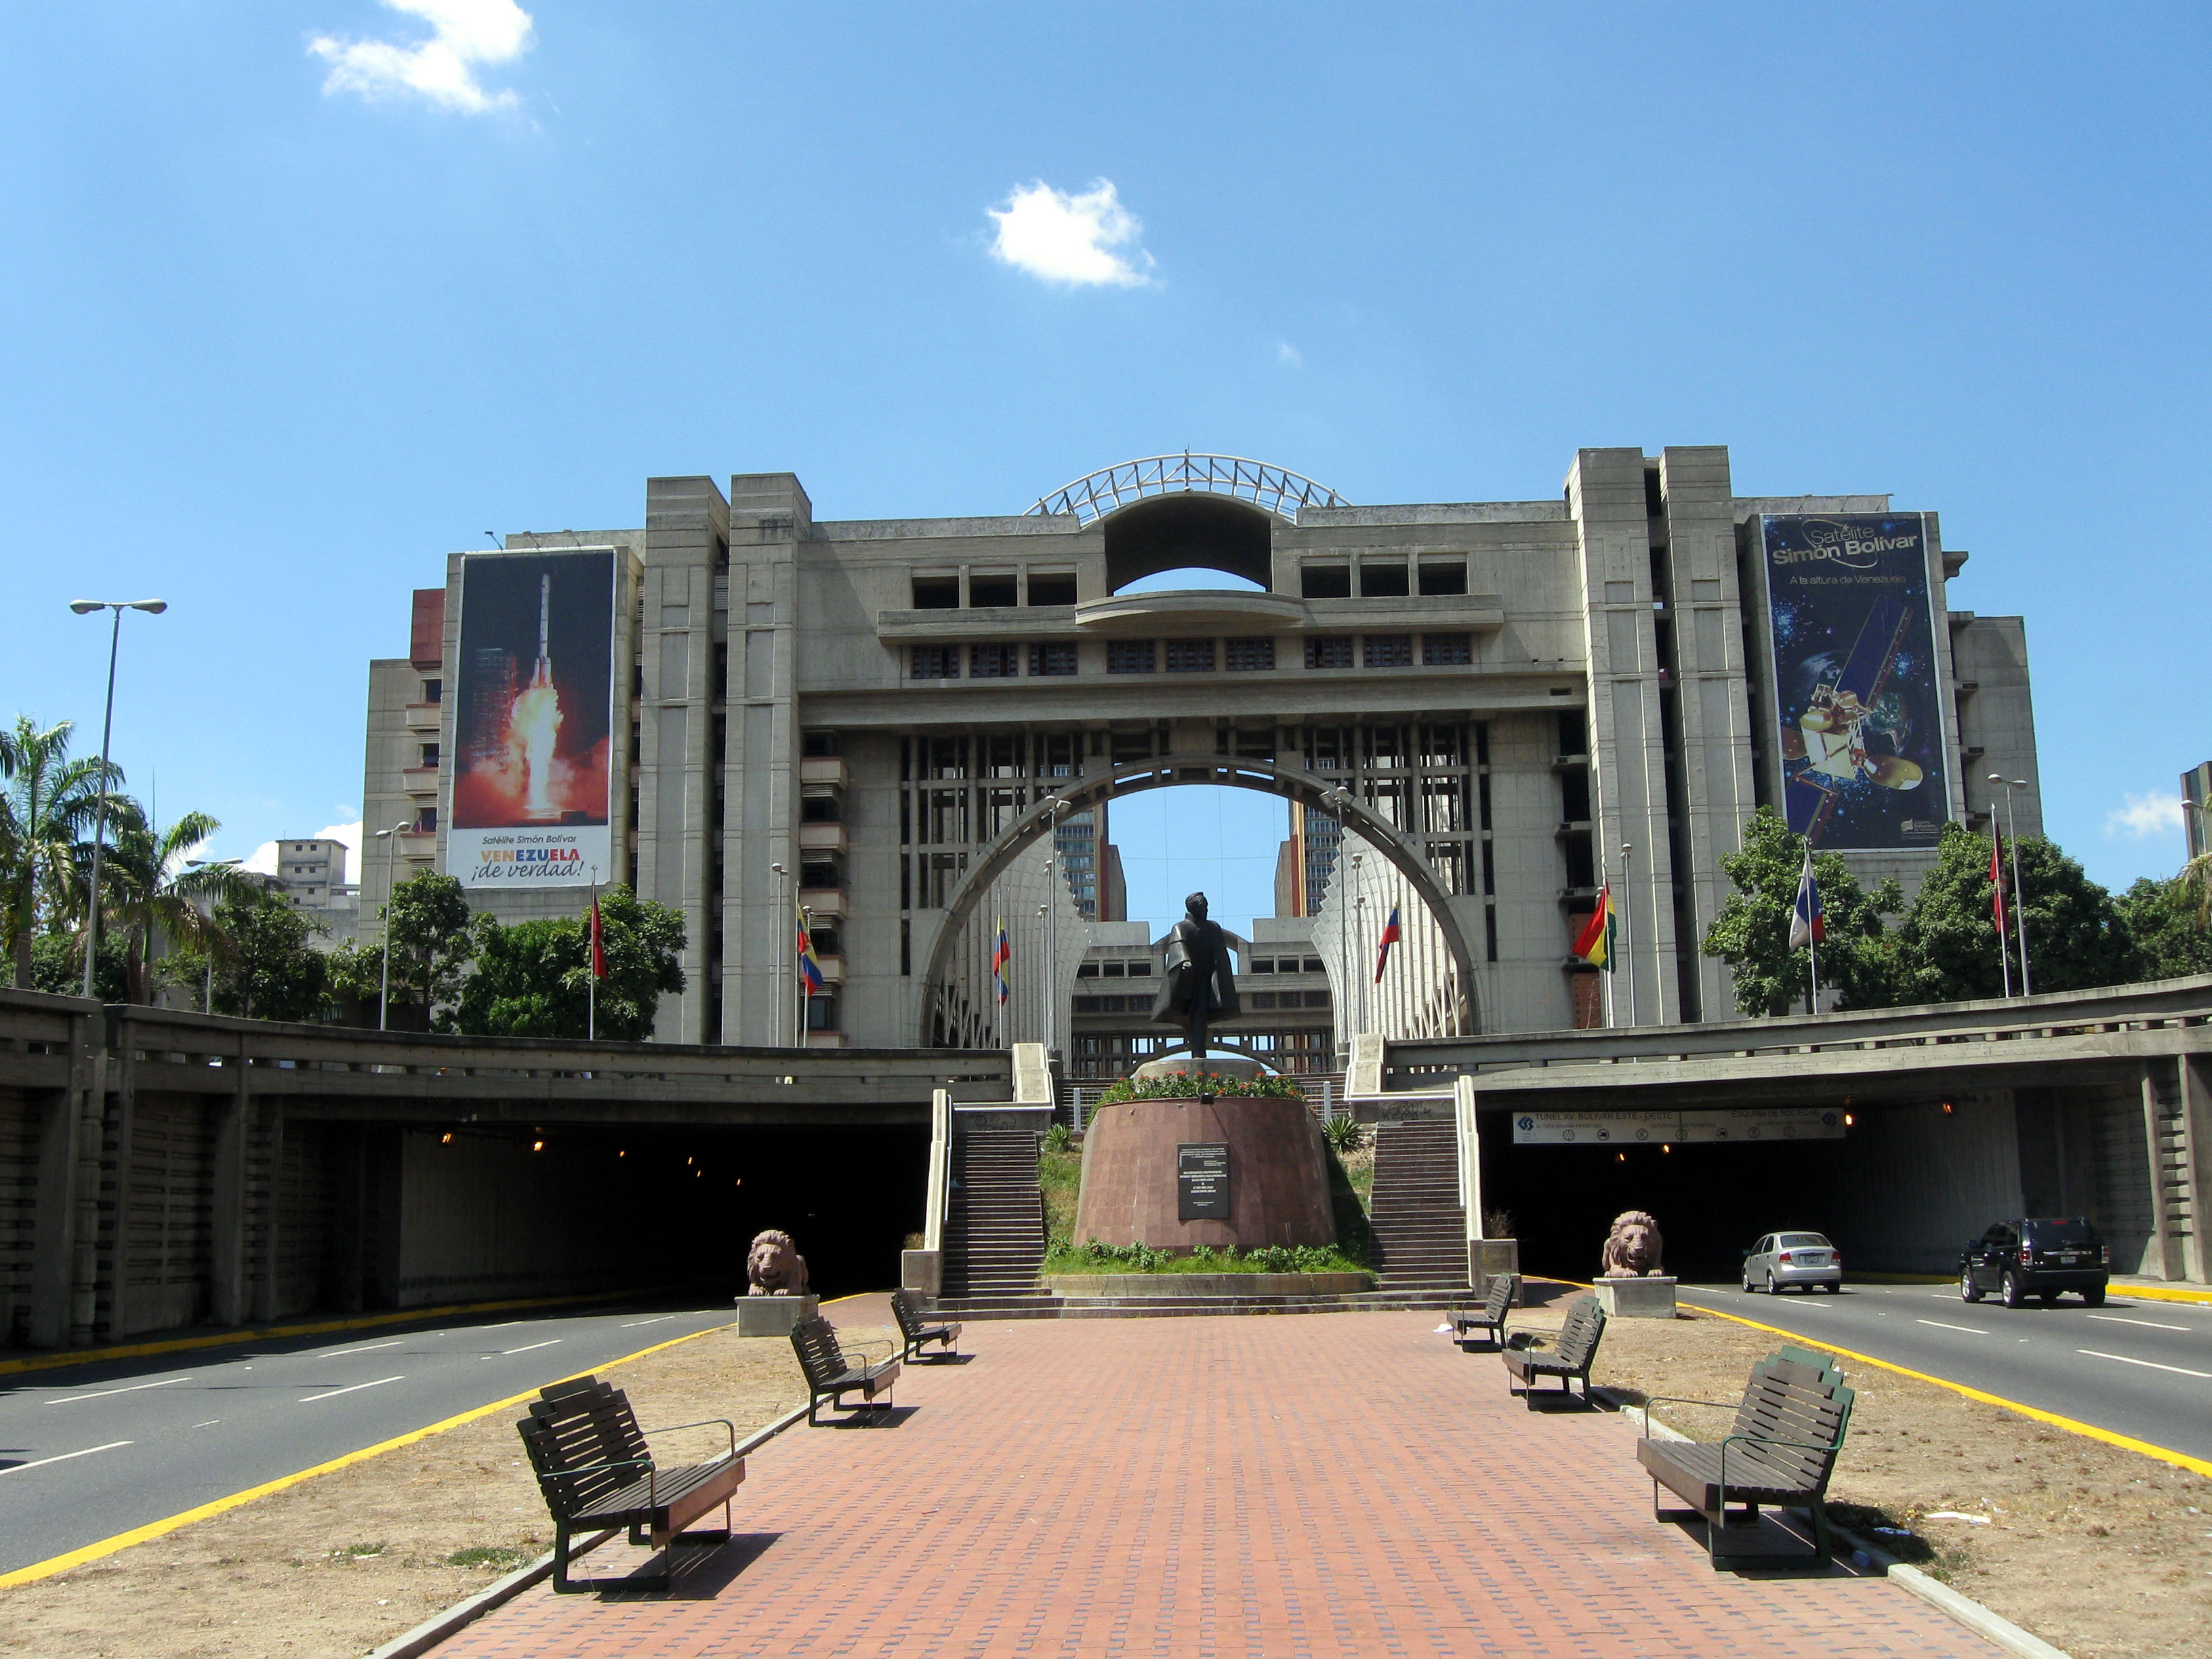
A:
[1635,1345,1856,1568]
[792,1315,901,1425]
[515,1376,744,1592]
[1501,1293,1605,1406]
[1452,1271,1521,1350]
[890,1288,962,1362]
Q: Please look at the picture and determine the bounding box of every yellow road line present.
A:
[0,1289,656,1377]
[1681,1301,2212,1480]
[2114,1283,2212,1307]
[0,1319,737,1591]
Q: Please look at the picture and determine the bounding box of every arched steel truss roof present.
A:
[1028,453,1349,525]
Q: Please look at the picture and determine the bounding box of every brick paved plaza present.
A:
[447,1311,2005,1658]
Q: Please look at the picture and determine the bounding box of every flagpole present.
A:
[588,864,598,1042]
[1805,850,1820,1014]
[798,904,811,1047]
[1991,812,2012,998]
[1619,843,1637,1027]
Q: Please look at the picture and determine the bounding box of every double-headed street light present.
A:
[70,599,167,1000]
[1988,775,2032,996]
[373,820,411,1031]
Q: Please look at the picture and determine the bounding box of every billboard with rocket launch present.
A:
[449,548,616,888]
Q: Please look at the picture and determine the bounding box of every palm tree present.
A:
[97,798,262,1003]
[0,716,119,989]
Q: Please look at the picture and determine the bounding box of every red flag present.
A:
[590,895,607,979]
[1990,831,2008,942]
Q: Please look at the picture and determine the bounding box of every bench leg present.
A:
[552,1520,575,1593]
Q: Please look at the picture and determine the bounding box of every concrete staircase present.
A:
[1366,1120,1470,1292]
[939,1128,1048,1311]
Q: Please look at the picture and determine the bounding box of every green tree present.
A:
[31,930,128,1002]
[1700,806,1902,1015]
[167,884,330,1022]
[0,717,119,989]
[1890,823,2139,1002]
[2113,873,2212,982]
[327,872,476,1030]
[96,799,262,1003]
[456,886,686,1041]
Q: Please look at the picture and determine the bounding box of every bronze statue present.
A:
[1599,1210,1664,1278]
[1151,891,1240,1060]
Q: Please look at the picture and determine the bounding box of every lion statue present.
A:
[746,1229,811,1297]
[1599,1210,1664,1278]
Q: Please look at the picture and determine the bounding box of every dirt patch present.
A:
[1494,1291,2212,1659]
[0,1321,892,1659]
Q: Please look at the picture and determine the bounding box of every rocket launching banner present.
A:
[1760,514,1951,851]
[449,549,616,888]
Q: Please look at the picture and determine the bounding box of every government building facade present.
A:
[361,447,2043,1052]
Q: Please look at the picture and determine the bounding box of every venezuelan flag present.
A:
[1572,884,1616,972]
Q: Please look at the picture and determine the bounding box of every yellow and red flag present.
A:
[1572,884,1616,972]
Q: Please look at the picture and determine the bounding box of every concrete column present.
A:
[2179,1054,2211,1285]
[247,1107,283,1324]
[208,1071,249,1326]
[2142,1061,2179,1281]
[1566,449,1679,1025]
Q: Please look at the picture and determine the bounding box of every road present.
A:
[0,1301,739,1576]
[1675,1279,2212,1463]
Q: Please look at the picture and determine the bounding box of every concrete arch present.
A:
[920,756,1479,1044]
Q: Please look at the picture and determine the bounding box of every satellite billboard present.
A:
[1760,514,1951,851]
[449,549,616,888]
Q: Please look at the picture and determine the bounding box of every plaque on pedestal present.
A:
[1178,1143,1230,1221]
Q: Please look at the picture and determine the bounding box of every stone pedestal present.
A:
[1593,1275,1676,1319]
[1469,1239,1521,1303]
[901,1249,942,1298]
[733,1292,818,1336]
[1074,1088,1334,1252]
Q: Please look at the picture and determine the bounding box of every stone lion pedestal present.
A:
[734,1293,819,1337]
[1593,1277,1676,1319]
[1073,1057,1334,1252]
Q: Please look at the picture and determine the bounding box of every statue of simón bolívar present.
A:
[1150,891,1241,1061]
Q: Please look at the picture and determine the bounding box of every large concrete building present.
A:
[361,448,2043,1050]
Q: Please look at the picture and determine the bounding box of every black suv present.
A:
[1959,1218,2109,1307]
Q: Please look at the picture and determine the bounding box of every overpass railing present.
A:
[1382,975,2212,1086]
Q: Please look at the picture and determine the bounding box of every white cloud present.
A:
[310,0,534,114]
[1277,342,1304,368]
[2106,792,2185,838]
[245,821,365,878]
[987,180,1155,287]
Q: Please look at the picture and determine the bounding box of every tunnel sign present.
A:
[1178,1143,1231,1220]
[1513,1109,1844,1145]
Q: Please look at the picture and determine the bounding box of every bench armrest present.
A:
[1721,1429,1845,1456]
[642,1417,739,1457]
[1638,1393,1743,1413]
[842,1338,897,1364]
[1503,1330,1539,1350]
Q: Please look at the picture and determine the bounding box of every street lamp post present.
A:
[372,819,410,1031]
[68,599,166,999]
[1988,775,2032,996]
[1618,842,1637,1027]
[770,862,787,1047]
[1043,797,1071,1061]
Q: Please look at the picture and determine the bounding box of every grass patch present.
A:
[1044,1240,1368,1275]
[1038,1145,1082,1244]
[443,1545,537,1572]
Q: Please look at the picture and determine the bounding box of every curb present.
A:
[364,1403,811,1658]
[1599,1393,2072,1659]
[0,1289,659,1377]
[2112,1282,2212,1306]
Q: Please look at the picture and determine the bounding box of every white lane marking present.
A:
[0,1440,132,1476]
[493,1339,562,1357]
[619,1315,675,1328]
[312,1339,407,1359]
[300,1375,405,1403]
[190,1419,222,1428]
[1917,1319,1989,1335]
[45,1376,192,1406]
[479,1320,526,1330]
[2087,1314,2192,1333]
[2076,1349,2212,1379]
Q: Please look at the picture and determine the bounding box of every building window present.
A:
[804,993,838,1031]
[414,808,438,833]
[969,571,1019,608]
[1419,560,1468,596]
[1300,563,1351,599]
[1305,636,1353,670]
[419,743,441,766]
[1364,634,1414,668]
[1029,642,1078,676]
[911,645,960,679]
[422,679,443,703]
[800,794,841,823]
[1107,640,1157,674]
[802,731,839,756]
[1422,633,1472,666]
[1303,989,1331,1008]
[1224,637,1275,672]
[1359,562,1410,598]
[912,574,959,609]
[970,643,1019,678]
[1028,571,1078,606]
[1164,638,1215,673]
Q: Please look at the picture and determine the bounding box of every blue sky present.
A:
[3,3,2207,935]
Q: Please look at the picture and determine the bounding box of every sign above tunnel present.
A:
[1511,1108,1845,1145]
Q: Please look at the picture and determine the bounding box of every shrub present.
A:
[1322,1114,1366,1151]
[1042,1121,1072,1153]
[1096,1071,1303,1107]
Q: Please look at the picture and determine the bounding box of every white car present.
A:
[1742,1231,1842,1293]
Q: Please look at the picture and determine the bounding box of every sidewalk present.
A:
[441,1312,2009,1658]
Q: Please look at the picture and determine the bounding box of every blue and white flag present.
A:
[1788,851,1826,951]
